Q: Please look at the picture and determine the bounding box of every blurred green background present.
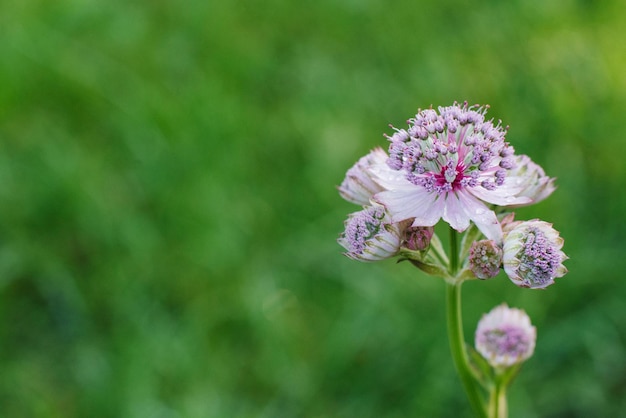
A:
[1,0,625,417]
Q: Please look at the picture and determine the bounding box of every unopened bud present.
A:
[475,304,536,368]
[502,220,568,289]
[404,226,434,251]
[468,240,503,279]
[338,204,406,262]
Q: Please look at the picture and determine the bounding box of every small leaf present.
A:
[467,345,494,388]
[407,259,452,279]
[460,223,482,260]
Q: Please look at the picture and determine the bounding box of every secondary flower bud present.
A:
[475,304,536,368]
[468,240,503,279]
[404,226,434,251]
[338,148,388,205]
[502,220,568,289]
[338,204,406,261]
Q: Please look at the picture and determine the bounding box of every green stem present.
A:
[449,227,459,276]
[446,228,487,418]
[447,283,487,418]
[488,377,508,418]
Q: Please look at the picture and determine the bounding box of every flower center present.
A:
[385,102,514,195]
[437,160,465,191]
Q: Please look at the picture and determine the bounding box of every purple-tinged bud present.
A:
[499,157,514,169]
[505,154,557,208]
[338,204,406,262]
[468,240,503,279]
[502,220,568,289]
[475,304,536,368]
[338,148,388,205]
[404,226,434,251]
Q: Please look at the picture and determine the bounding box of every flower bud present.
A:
[404,226,434,251]
[468,240,503,279]
[475,304,536,368]
[506,154,556,207]
[338,204,405,262]
[502,220,568,289]
[338,148,388,205]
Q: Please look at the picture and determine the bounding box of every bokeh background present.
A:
[1,0,625,417]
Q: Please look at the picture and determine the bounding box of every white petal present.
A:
[469,181,531,206]
[442,193,471,232]
[375,188,443,226]
[369,163,412,190]
[455,190,502,242]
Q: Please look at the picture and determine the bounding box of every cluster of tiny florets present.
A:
[475,304,536,368]
[385,102,515,194]
[342,205,386,255]
[469,240,503,280]
[478,325,533,361]
[518,227,562,287]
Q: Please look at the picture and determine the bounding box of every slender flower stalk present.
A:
[449,227,459,276]
[447,229,487,417]
[447,282,488,418]
[488,375,508,418]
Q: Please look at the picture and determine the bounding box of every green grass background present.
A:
[1,0,625,417]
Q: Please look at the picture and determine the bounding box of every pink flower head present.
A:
[372,102,530,241]
[475,304,536,368]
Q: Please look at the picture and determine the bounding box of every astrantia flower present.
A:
[372,102,531,241]
[338,147,390,205]
[468,239,503,279]
[338,204,407,261]
[475,304,536,368]
[502,220,568,289]
[506,154,556,207]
